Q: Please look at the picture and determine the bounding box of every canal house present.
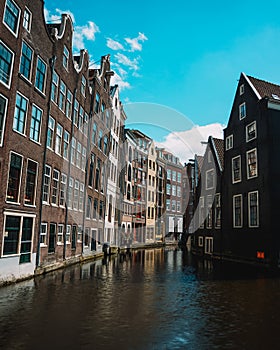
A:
[191,137,223,257]
[222,72,280,267]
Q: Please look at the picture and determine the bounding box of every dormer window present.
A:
[246,121,257,142]
[239,102,246,120]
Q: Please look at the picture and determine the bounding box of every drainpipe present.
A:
[64,87,77,260]
[81,87,95,254]
[36,55,56,268]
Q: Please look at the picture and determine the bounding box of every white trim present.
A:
[35,56,47,94]
[248,190,259,228]
[233,194,243,228]
[242,72,262,100]
[206,168,215,190]
[13,91,29,136]
[198,236,203,247]
[225,134,233,151]
[246,148,258,179]
[23,7,32,32]
[246,121,257,142]
[0,40,15,89]
[3,0,21,38]
[232,155,241,184]
[19,40,34,83]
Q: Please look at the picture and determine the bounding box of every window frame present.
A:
[0,94,8,146]
[35,56,47,94]
[232,155,242,183]
[29,104,43,144]
[13,92,28,135]
[24,158,38,207]
[206,169,215,190]
[3,0,21,37]
[19,41,33,82]
[0,40,14,88]
[239,102,246,120]
[233,194,243,228]
[23,7,32,32]
[248,190,259,228]
[6,151,23,204]
[246,148,258,179]
[246,121,257,143]
[225,134,233,150]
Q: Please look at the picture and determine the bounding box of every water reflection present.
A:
[0,248,280,349]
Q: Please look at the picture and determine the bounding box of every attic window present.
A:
[272,93,280,100]
[240,84,244,95]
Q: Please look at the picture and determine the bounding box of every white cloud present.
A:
[125,32,148,52]
[156,123,225,164]
[114,53,139,71]
[111,72,131,91]
[44,8,75,23]
[107,38,124,51]
[73,21,100,50]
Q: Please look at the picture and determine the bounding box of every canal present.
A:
[0,247,280,350]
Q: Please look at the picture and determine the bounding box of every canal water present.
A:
[0,247,280,350]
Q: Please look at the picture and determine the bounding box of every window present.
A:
[20,42,33,80]
[0,41,14,87]
[58,80,66,112]
[240,84,244,95]
[66,225,71,243]
[57,224,64,243]
[79,183,84,211]
[177,186,181,197]
[177,201,181,212]
[40,223,47,246]
[166,183,171,195]
[55,123,63,155]
[23,8,32,31]
[13,92,28,134]
[63,130,70,159]
[78,106,84,131]
[172,171,177,181]
[60,173,66,207]
[248,191,259,227]
[167,169,171,180]
[214,193,221,228]
[247,149,258,179]
[43,165,51,204]
[71,137,76,165]
[93,198,98,219]
[166,199,170,210]
[86,196,92,218]
[226,134,233,150]
[65,90,73,119]
[99,200,104,219]
[206,195,212,229]
[51,71,59,103]
[233,194,242,228]
[239,102,246,120]
[68,177,73,209]
[3,0,20,35]
[232,155,241,183]
[172,185,176,196]
[30,105,42,143]
[51,169,59,205]
[103,135,108,155]
[199,196,204,228]
[24,159,37,206]
[6,152,23,203]
[106,110,110,128]
[73,99,78,126]
[0,94,8,146]
[35,57,47,93]
[47,116,55,149]
[81,75,86,96]
[81,147,86,170]
[206,169,214,189]
[88,153,95,187]
[205,237,213,255]
[198,236,203,247]
[63,45,69,70]
[98,130,103,150]
[92,122,97,144]
[3,215,34,263]
[95,159,100,190]
[171,200,176,211]
[95,93,100,113]
[246,121,257,142]
[73,180,79,210]
[76,142,81,168]
[177,172,181,183]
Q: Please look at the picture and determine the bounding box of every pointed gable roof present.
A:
[211,137,224,171]
[244,73,280,101]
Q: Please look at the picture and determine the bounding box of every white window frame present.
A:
[198,236,203,247]
[233,194,243,228]
[43,165,51,204]
[0,94,8,146]
[40,223,47,246]
[246,148,258,179]
[232,155,241,183]
[6,151,23,204]
[0,40,14,88]
[226,134,233,150]
[246,121,257,142]
[63,45,69,70]
[55,123,63,155]
[206,169,215,190]
[66,225,71,244]
[248,191,259,228]
[240,84,244,95]
[30,104,42,144]
[239,102,246,120]
[3,0,21,37]
[35,56,47,94]
[19,41,33,82]
[23,7,32,32]
[13,91,28,136]
[47,116,55,150]
[205,237,213,255]
[57,224,64,244]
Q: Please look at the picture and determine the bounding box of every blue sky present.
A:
[44,0,280,161]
